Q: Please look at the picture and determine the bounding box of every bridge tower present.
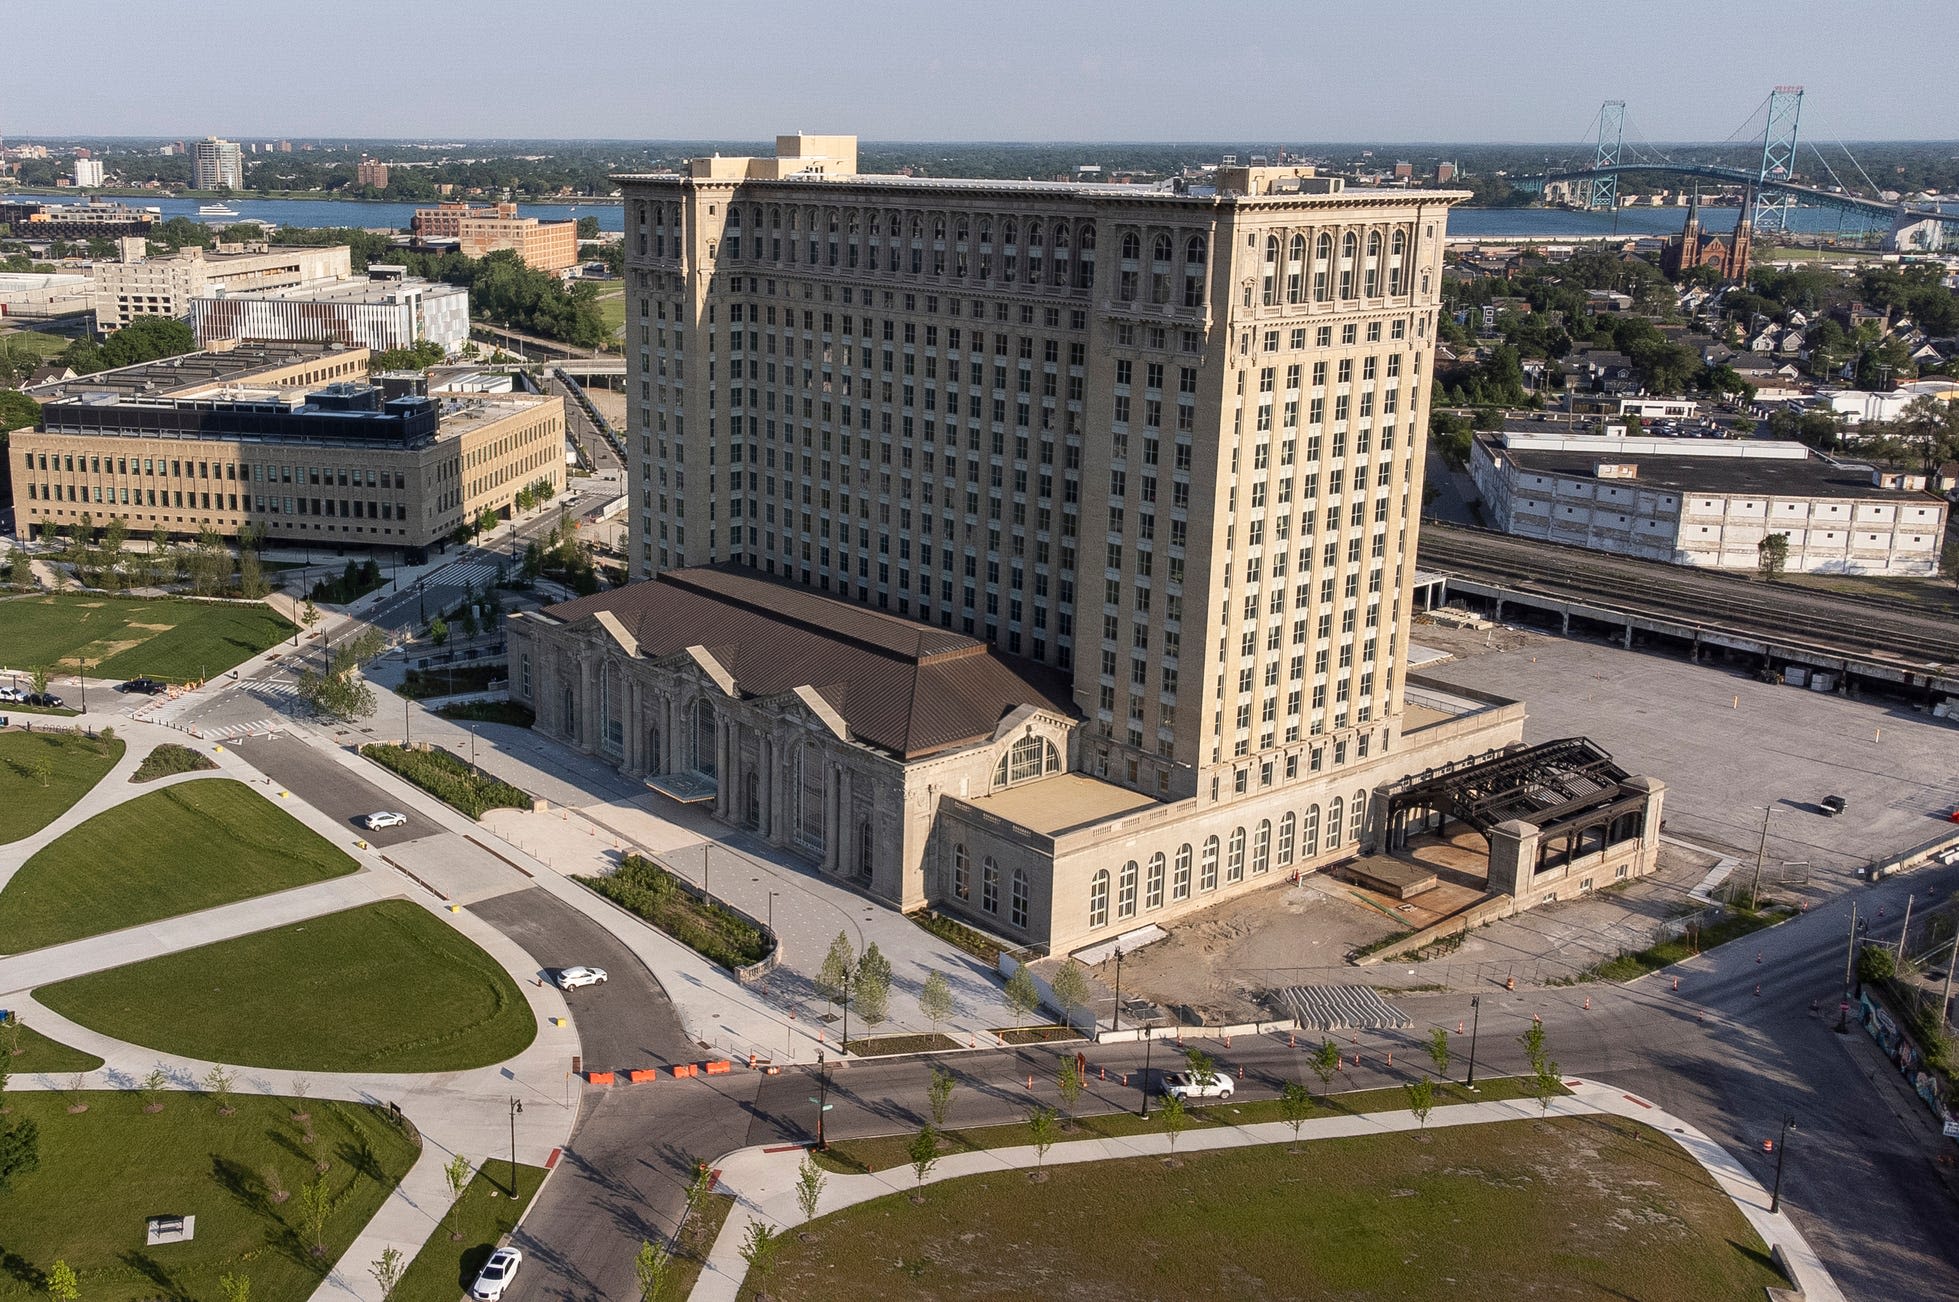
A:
[1752,86,1804,232]
[1586,101,1626,211]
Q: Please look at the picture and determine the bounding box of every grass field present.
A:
[0,1092,418,1302]
[0,778,360,954]
[130,742,218,782]
[0,328,71,360]
[36,901,537,1072]
[0,729,123,844]
[768,1116,1786,1301]
[3,1018,104,1074]
[0,594,292,681]
[394,1166,546,1302]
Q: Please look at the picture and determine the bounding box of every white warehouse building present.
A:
[1470,429,1949,576]
[189,266,469,356]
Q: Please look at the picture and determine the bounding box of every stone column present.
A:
[577,655,596,752]
[838,764,855,876]
[758,736,774,838]
[821,761,840,871]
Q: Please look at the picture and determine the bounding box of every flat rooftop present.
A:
[200,275,462,306]
[1499,442,1944,501]
[24,342,363,403]
[961,771,1164,837]
[612,170,1458,204]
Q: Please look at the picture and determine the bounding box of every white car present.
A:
[0,687,22,703]
[363,811,408,830]
[469,1246,522,1300]
[1161,1070,1236,1101]
[556,965,608,990]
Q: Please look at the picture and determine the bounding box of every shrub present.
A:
[358,744,530,819]
[577,853,768,970]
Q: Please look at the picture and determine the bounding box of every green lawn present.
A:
[0,1092,418,1302]
[2,1018,104,1074]
[130,742,218,783]
[394,1166,546,1302]
[768,1116,1786,1301]
[0,328,72,360]
[0,729,123,844]
[36,901,538,1073]
[0,778,359,954]
[0,593,292,681]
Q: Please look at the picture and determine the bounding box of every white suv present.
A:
[363,811,408,830]
[1161,1070,1235,1101]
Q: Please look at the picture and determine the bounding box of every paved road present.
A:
[226,733,427,848]
[470,886,694,1073]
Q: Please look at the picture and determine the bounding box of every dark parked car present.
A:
[116,677,167,695]
[26,693,65,708]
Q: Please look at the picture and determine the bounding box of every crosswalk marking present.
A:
[197,718,280,741]
[427,560,503,591]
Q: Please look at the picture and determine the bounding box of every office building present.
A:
[411,201,578,273]
[1470,426,1948,575]
[190,265,469,355]
[193,136,244,190]
[92,241,351,333]
[72,158,105,188]
[9,342,564,552]
[506,135,1660,952]
[0,200,158,241]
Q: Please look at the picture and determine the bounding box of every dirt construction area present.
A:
[1100,613,1959,1022]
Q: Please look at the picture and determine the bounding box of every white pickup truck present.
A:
[1161,1070,1235,1100]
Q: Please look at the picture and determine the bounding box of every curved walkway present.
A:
[691,1076,1846,1302]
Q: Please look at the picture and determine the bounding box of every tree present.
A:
[738,1221,781,1292]
[1757,532,1790,582]
[1184,1048,1219,1091]
[203,1064,236,1115]
[794,1154,826,1222]
[1527,1055,1563,1115]
[919,970,954,1036]
[475,507,499,538]
[369,340,446,372]
[368,1247,404,1301]
[683,1159,713,1226]
[633,1238,673,1302]
[0,1117,38,1193]
[44,1260,77,1302]
[29,666,48,696]
[815,931,853,1012]
[27,756,52,789]
[1055,1052,1083,1123]
[1004,964,1040,1028]
[140,1066,168,1112]
[1310,1040,1340,1097]
[0,388,40,433]
[854,942,891,1028]
[1405,1076,1436,1130]
[1519,1020,1548,1073]
[1279,1081,1315,1138]
[907,1124,939,1187]
[926,1066,955,1130]
[1049,959,1090,1026]
[69,315,196,375]
[1027,1104,1058,1169]
[297,667,375,721]
[428,615,448,646]
[1428,1028,1452,1082]
[297,1176,332,1255]
[217,1273,249,1302]
[1158,1092,1189,1153]
[238,549,267,599]
[443,1153,472,1239]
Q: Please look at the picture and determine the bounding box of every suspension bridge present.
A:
[1512,87,1957,247]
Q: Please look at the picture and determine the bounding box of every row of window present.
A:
[950,846,1033,929]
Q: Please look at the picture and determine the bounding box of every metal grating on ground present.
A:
[1275,985,1411,1032]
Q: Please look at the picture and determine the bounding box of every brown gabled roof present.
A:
[540,566,1077,760]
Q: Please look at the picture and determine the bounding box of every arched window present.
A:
[1153,233,1171,263]
[1201,836,1220,891]
[1328,796,1344,846]
[1118,859,1138,918]
[1391,228,1406,257]
[1278,812,1296,866]
[562,685,575,739]
[1364,231,1381,297]
[858,821,874,879]
[982,855,1000,913]
[1186,234,1206,265]
[1010,868,1029,928]
[1366,230,1381,259]
[796,744,825,851]
[1352,789,1368,844]
[1147,852,1166,909]
[1261,234,1279,306]
[1304,804,1321,856]
[1287,233,1306,304]
[1339,231,1357,298]
[1089,870,1110,928]
[1252,820,1271,874]
[1227,827,1246,883]
[1121,230,1141,261]
[1173,844,1192,900]
[994,733,1059,788]
[1002,218,1016,244]
[1389,229,1407,295]
[1028,220,1043,247]
[1342,230,1358,260]
[693,699,716,776]
[1314,232,1333,301]
[977,217,991,244]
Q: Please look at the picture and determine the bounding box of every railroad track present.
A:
[1419,524,1959,670]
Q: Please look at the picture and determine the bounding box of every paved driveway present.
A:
[227,733,428,847]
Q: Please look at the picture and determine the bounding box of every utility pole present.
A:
[1838,901,1859,1033]
[1895,893,1914,965]
[1111,946,1124,1034]
[1768,1114,1796,1214]
[1140,1023,1155,1119]
[1748,806,1771,910]
[1465,994,1483,1090]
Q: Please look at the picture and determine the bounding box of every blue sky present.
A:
[6,0,1948,142]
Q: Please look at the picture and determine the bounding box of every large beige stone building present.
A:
[92,242,353,334]
[412,202,579,273]
[508,135,1660,953]
[9,342,564,553]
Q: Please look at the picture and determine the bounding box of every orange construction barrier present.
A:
[672,1063,698,1079]
[705,1060,732,1075]
[627,1069,658,1084]
[586,1071,616,1085]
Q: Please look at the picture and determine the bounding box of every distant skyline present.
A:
[5,0,1953,144]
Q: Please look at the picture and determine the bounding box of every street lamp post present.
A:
[1111,946,1124,1034]
[815,1050,829,1148]
[1140,1022,1155,1119]
[470,723,478,773]
[768,890,779,935]
[507,1097,523,1196]
[1769,1114,1796,1213]
[1465,994,1483,1090]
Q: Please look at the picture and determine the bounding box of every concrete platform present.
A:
[1343,855,1439,900]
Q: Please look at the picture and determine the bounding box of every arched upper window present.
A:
[1304,803,1322,856]
[1278,812,1296,866]
[1002,218,1016,244]
[1352,789,1367,843]
[1316,232,1333,260]
[1153,233,1172,263]
[1341,231,1358,260]
[1201,836,1220,891]
[1252,820,1271,874]
[1227,827,1246,882]
[994,733,1059,789]
[1261,235,1280,306]
[1079,225,1096,251]
[1185,234,1206,265]
[954,216,969,242]
[1089,870,1110,928]
[977,217,991,244]
[1366,230,1382,259]
[1328,796,1344,846]
[982,855,1000,913]
[1028,220,1044,247]
[1147,852,1166,910]
[953,844,971,900]
[1121,230,1141,260]
[1173,844,1193,900]
[1118,859,1139,919]
[1391,228,1406,257]
[1010,868,1029,928]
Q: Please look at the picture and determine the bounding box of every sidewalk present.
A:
[692,1076,1846,1302]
